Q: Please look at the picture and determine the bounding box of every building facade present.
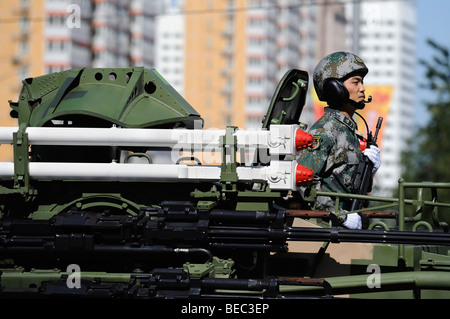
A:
[0,0,45,161]
[181,0,348,130]
[155,0,186,96]
[0,0,161,160]
[346,0,417,195]
[44,0,160,72]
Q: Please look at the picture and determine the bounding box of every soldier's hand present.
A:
[342,213,362,229]
[363,145,381,174]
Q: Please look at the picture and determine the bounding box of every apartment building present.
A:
[0,0,162,160]
[44,0,160,72]
[155,0,185,96]
[346,0,417,195]
[0,0,45,161]
[181,0,347,130]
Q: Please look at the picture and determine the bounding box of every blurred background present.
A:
[0,0,448,199]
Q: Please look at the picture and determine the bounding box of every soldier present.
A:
[298,51,381,229]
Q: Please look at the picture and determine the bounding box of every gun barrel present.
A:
[373,117,383,142]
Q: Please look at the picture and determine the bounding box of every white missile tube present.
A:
[0,160,300,190]
[0,125,300,156]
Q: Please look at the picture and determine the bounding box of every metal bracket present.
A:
[220,126,238,196]
[13,124,30,192]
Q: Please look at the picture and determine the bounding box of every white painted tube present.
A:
[0,125,299,155]
[0,162,258,182]
[0,162,13,179]
[0,127,18,144]
[26,127,227,148]
[0,126,226,147]
[27,162,222,181]
[0,160,299,190]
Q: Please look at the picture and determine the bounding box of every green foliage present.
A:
[402,39,450,183]
[401,39,450,214]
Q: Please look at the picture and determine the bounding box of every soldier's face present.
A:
[344,75,365,103]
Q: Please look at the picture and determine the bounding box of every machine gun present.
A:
[0,67,449,300]
[350,116,383,220]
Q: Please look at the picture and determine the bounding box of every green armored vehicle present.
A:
[0,67,449,299]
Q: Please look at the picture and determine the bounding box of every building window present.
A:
[19,41,29,55]
[18,66,29,80]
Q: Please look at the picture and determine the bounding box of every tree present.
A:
[401,39,450,215]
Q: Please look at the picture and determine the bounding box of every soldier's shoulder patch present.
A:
[343,116,352,126]
[309,135,321,150]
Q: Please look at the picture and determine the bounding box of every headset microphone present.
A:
[352,95,372,109]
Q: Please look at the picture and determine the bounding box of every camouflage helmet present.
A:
[313,52,368,101]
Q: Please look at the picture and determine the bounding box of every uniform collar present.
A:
[324,107,358,131]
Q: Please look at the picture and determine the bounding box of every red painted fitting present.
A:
[295,164,314,184]
[295,129,313,151]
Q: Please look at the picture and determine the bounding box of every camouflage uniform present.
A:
[297,51,371,227]
[298,108,362,224]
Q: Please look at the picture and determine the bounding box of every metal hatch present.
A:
[262,69,309,129]
[12,67,203,129]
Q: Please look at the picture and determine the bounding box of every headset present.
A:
[323,78,371,109]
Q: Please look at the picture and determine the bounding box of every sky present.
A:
[415,0,450,125]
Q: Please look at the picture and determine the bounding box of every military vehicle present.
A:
[0,67,449,299]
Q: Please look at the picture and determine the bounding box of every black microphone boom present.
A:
[353,95,372,109]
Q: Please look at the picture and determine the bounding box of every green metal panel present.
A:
[262,69,309,129]
[11,67,202,129]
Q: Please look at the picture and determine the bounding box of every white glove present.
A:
[363,145,381,174]
[343,213,362,229]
